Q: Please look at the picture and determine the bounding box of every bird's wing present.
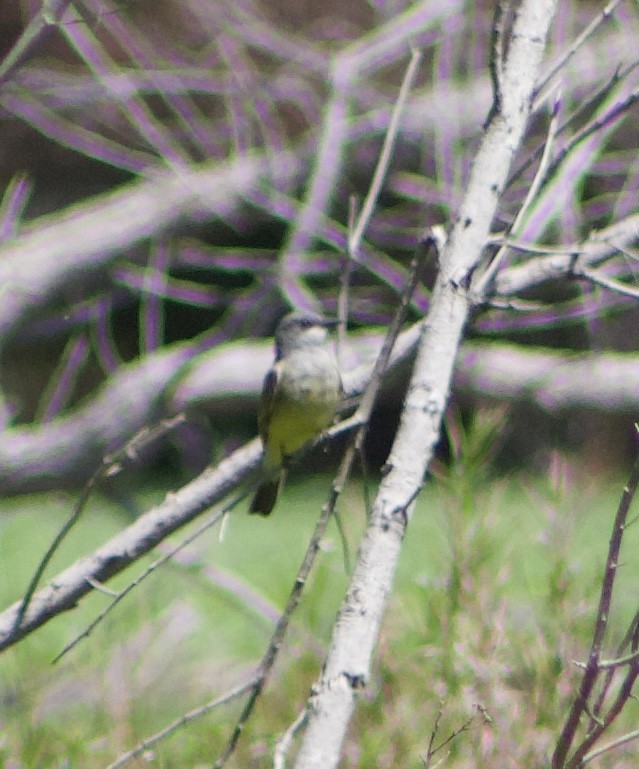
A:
[257,365,279,444]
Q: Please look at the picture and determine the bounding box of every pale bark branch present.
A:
[455,343,639,412]
[292,1,559,767]
[0,344,193,493]
[3,326,639,493]
[0,0,73,87]
[0,438,261,651]
[495,211,639,296]
[0,151,298,341]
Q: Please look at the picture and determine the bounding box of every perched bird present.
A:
[249,312,342,515]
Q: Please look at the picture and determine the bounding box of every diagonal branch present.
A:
[0,151,299,342]
[0,437,262,651]
[552,451,639,769]
[212,237,427,769]
[292,2,559,767]
[0,1,74,88]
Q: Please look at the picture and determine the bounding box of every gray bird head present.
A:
[274,312,338,359]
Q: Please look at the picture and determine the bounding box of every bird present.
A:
[249,312,343,515]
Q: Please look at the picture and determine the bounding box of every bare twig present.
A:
[543,85,639,186]
[0,0,73,87]
[506,88,561,228]
[347,47,422,259]
[552,448,639,768]
[567,660,639,768]
[425,704,492,767]
[423,704,445,769]
[534,0,625,107]
[591,648,639,670]
[105,677,259,769]
[52,493,233,663]
[491,237,579,255]
[495,211,639,297]
[274,708,309,769]
[473,87,562,298]
[12,414,186,634]
[580,727,639,765]
[508,62,636,195]
[213,236,429,769]
[337,195,358,367]
[591,610,639,726]
[0,172,32,240]
[575,265,639,300]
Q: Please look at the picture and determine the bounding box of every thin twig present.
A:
[12,414,186,634]
[508,62,636,194]
[473,88,562,299]
[575,265,639,300]
[105,677,258,769]
[543,85,639,186]
[492,237,582,256]
[587,609,639,735]
[585,646,639,670]
[430,712,484,758]
[510,90,562,232]
[581,727,639,766]
[423,704,491,768]
[494,210,639,298]
[0,0,73,87]
[422,704,444,769]
[0,173,32,239]
[84,578,117,597]
[347,47,422,259]
[213,235,433,769]
[52,496,235,663]
[481,297,547,312]
[552,447,639,769]
[274,707,309,769]
[567,659,639,768]
[12,472,97,634]
[337,194,358,368]
[534,0,624,107]
[332,504,352,576]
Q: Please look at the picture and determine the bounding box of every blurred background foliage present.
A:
[0,0,638,491]
[1,426,638,768]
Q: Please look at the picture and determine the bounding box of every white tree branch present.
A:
[292,1,558,766]
[0,152,299,341]
[3,320,639,493]
[0,437,261,651]
[455,343,639,411]
[495,211,639,296]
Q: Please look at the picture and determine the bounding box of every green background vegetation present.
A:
[1,423,637,767]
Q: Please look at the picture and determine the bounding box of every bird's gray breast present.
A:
[277,348,341,405]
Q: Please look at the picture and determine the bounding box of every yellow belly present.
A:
[266,399,336,463]
[262,350,341,468]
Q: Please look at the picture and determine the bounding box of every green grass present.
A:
[1,460,638,768]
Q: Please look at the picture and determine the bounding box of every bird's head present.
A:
[274,312,338,357]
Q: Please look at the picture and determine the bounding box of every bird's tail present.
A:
[249,469,287,515]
